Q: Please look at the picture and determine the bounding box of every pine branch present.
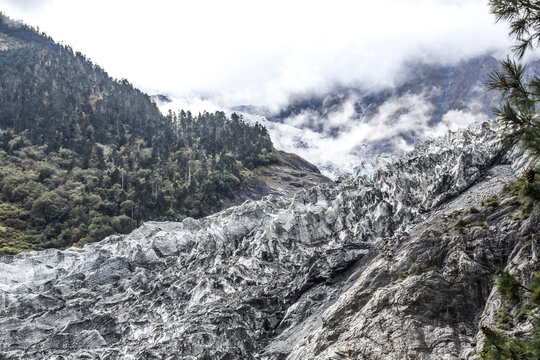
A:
[517,0,540,13]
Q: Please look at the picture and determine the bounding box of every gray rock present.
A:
[0,121,536,359]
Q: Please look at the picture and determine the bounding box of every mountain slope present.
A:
[0,121,537,359]
[0,14,329,255]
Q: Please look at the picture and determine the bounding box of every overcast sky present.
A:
[0,0,512,108]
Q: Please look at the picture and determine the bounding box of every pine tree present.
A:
[494,268,527,302]
[487,0,540,156]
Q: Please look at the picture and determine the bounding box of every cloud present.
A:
[1,0,47,12]
[157,96,225,116]
[154,88,490,179]
[424,104,489,139]
[245,93,487,179]
[0,0,512,109]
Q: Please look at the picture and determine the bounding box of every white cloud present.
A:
[154,90,491,179]
[425,104,489,138]
[1,0,47,12]
[0,0,512,109]
[243,93,486,179]
[158,96,225,116]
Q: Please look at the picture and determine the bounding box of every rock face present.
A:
[0,122,538,359]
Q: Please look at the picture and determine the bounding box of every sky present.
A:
[0,0,512,109]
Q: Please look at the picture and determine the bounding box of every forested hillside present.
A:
[0,14,282,255]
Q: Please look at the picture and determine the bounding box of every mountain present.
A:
[1,121,538,359]
[236,55,540,178]
[0,14,329,256]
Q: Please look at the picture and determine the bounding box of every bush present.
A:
[30,192,68,222]
[398,264,439,282]
[494,268,523,303]
[494,303,512,330]
[529,271,540,305]
[503,169,540,218]
[482,195,500,208]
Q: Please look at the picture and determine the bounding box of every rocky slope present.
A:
[0,121,538,359]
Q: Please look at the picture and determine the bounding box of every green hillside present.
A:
[0,14,280,255]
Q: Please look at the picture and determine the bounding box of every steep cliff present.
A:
[0,121,538,359]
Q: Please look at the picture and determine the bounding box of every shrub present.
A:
[398,264,439,282]
[494,268,523,303]
[482,195,500,208]
[503,169,540,218]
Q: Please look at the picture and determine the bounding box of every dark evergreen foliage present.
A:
[486,57,540,156]
[487,1,540,156]
[481,4,540,357]
[480,271,540,359]
[0,13,279,255]
[489,0,540,58]
[480,322,540,359]
[494,268,526,302]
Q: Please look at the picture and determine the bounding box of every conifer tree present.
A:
[487,0,540,156]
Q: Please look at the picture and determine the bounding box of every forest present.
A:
[0,14,280,255]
